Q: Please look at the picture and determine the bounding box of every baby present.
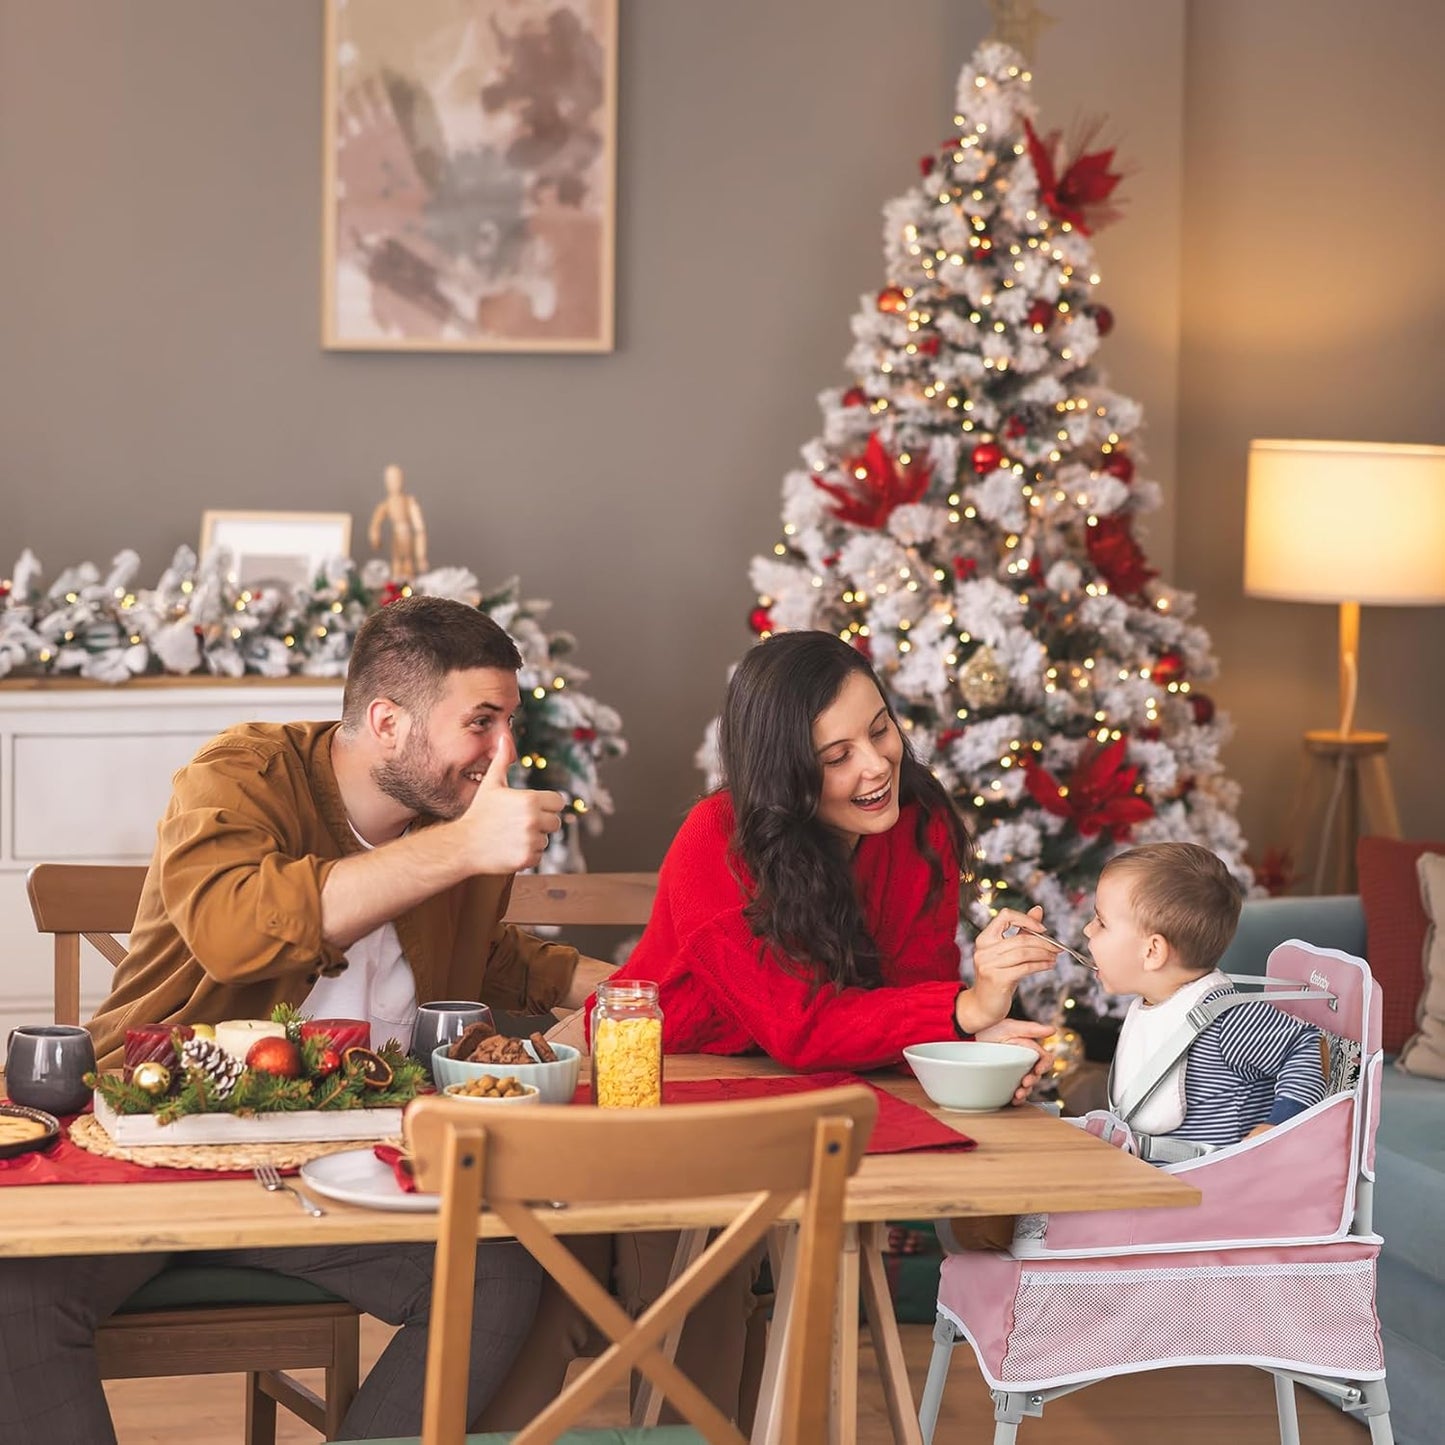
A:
[1089,841,1325,1155]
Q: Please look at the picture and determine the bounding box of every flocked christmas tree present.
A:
[716,40,1252,1022]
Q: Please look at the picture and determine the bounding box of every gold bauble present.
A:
[132,1061,172,1097]
[958,645,1009,709]
[1042,1027,1085,1081]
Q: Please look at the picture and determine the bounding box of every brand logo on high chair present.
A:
[1310,969,1330,991]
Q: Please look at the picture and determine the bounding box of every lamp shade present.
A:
[1243,439,1445,605]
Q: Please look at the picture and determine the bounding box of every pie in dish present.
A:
[0,1105,60,1159]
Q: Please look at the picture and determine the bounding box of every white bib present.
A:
[1110,970,1229,1135]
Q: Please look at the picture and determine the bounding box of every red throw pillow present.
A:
[1356,836,1443,1053]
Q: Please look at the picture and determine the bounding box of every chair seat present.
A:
[117,1264,347,1313]
[342,1429,706,1444]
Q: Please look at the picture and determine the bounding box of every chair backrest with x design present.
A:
[403,1085,877,1445]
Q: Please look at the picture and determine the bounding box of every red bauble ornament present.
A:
[1004,415,1027,439]
[572,725,598,742]
[918,154,936,177]
[380,581,407,605]
[952,555,979,581]
[314,1046,342,1077]
[1150,650,1185,686]
[1102,452,1135,484]
[1092,305,1115,336]
[971,442,1005,474]
[245,1035,302,1079]
[1138,726,1161,742]
[876,286,909,314]
[841,385,868,407]
[916,335,940,357]
[748,606,774,635]
[1191,693,1216,726]
[1026,299,1054,329]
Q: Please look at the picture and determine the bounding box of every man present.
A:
[2,596,611,1444]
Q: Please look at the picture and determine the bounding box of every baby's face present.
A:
[1082,871,1154,998]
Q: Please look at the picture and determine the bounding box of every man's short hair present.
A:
[340,595,521,728]
[1100,841,1243,972]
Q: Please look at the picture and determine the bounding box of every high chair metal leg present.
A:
[1271,1372,1300,1445]
[918,1313,960,1444]
[1358,1378,1394,1445]
[990,1390,1028,1445]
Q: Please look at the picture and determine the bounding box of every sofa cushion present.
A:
[1356,837,1443,1052]
[1398,854,1445,1079]
[1374,1069,1445,1288]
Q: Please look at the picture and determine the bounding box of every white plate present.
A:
[299,1148,439,1213]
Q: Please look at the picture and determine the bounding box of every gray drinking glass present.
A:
[412,1001,493,1077]
[6,1024,97,1114]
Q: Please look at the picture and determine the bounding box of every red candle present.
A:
[123,1024,194,1081]
[300,1018,371,1055]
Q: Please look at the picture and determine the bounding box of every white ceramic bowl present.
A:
[441,1081,541,1107]
[902,1041,1037,1113]
[431,1040,581,1104]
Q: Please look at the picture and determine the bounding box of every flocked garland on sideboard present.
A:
[0,547,626,854]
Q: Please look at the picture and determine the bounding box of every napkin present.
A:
[373,1144,417,1192]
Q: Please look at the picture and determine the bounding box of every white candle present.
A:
[214,1019,287,1063]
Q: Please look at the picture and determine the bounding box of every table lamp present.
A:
[1244,438,1445,888]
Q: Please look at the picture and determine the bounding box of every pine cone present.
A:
[180,1036,244,1100]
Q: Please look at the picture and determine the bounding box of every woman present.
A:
[591,628,1060,1069]
[484,632,1061,1432]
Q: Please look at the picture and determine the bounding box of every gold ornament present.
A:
[132,1061,172,1097]
[1041,1026,1085,1083]
[986,0,1058,61]
[958,645,1009,709]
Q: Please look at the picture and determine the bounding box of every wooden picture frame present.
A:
[199,511,354,589]
[321,0,618,353]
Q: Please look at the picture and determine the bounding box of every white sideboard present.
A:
[0,680,343,1041]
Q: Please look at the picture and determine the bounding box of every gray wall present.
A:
[1177,0,1445,861]
[2,0,1439,871]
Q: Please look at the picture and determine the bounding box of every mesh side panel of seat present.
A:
[996,1258,1384,1385]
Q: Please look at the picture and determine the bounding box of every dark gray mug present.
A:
[6,1024,96,1114]
[411,1001,493,1076]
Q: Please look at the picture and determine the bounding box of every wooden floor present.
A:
[105,1315,1371,1443]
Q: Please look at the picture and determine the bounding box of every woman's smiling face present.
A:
[811,671,904,847]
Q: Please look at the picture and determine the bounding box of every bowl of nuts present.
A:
[441,1077,541,1106]
[431,1020,581,1104]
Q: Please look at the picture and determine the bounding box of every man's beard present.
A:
[372,731,468,821]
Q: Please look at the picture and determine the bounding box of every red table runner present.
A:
[0,1123,258,1186]
[572,1072,976,1154]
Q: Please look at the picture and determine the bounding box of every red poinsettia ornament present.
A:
[1022,119,1125,235]
[1025,738,1155,842]
[1086,516,1157,598]
[813,433,932,530]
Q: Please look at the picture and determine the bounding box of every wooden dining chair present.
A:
[345,1083,876,1445]
[25,861,362,1445]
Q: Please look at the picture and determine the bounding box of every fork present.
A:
[254,1163,326,1217]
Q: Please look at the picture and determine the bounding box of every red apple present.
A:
[245,1035,302,1079]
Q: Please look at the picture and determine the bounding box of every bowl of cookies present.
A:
[441,1076,541,1106]
[431,1019,580,1104]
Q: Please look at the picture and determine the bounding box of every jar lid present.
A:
[596,979,660,1003]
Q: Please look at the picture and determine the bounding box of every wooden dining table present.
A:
[0,1056,1199,1443]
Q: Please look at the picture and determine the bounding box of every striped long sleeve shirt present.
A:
[1172,988,1327,1148]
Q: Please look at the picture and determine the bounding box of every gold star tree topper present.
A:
[987,0,1059,60]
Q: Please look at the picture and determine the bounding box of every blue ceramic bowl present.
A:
[431,1040,581,1104]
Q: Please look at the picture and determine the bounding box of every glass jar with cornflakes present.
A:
[591,980,663,1108]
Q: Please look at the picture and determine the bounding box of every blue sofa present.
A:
[1219,895,1443,1445]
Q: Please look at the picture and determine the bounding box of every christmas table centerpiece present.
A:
[87,1006,426,1146]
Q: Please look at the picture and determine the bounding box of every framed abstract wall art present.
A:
[322,0,618,352]
[200,511,354,589]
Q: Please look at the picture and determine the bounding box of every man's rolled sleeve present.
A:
[480,922,578,1014]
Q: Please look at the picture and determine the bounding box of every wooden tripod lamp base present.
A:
[1292,730,1402,895]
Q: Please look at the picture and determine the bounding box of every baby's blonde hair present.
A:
[1100,842,1242,972]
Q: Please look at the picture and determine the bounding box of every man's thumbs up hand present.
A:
[458,731,564,874]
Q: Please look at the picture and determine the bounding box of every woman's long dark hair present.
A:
[718,630,976,992]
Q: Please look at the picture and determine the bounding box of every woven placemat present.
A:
[68,1114,396,1172]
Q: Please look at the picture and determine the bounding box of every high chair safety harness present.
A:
[1106,972,1336,1165]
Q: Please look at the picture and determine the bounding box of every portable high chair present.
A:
[918,940,1394,1444]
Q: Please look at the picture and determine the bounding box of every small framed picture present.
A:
[199,511,354,589]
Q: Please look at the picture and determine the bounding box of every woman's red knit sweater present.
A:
[596,792,966,1072]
